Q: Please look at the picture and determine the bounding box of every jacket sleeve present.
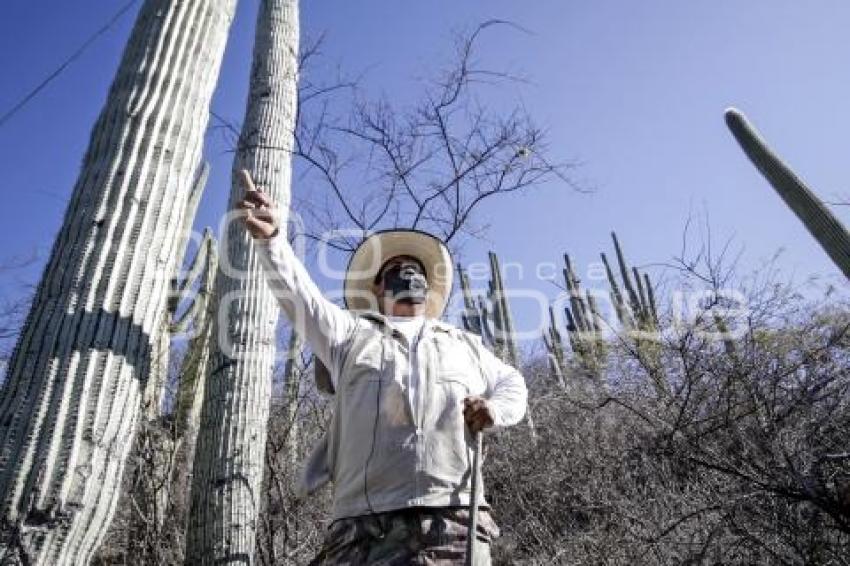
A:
[253,230,356,391]
[475,338,528,429]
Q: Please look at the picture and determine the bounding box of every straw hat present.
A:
[344,229,453,319]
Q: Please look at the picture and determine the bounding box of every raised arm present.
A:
[238,169,355,383]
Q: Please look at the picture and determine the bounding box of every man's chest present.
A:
[339,326,488,427]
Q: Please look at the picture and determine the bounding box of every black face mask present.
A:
[380,262,429,304]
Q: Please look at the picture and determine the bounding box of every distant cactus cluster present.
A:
[544,252,605,383]
[458,252,520,368]
[459,232,667,395]
[542,232,666,394]
[602,233,659,333]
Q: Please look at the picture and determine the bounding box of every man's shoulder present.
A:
[429,319,485,348]
[347,313,483,349]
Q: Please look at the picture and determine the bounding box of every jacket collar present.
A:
[358,311,458,335]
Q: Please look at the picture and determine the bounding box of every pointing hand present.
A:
[236,169,279,240]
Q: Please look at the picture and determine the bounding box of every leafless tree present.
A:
[214,20,578,254]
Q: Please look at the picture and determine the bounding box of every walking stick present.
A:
[465,429,483,566]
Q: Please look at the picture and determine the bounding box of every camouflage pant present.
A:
[308,507,500,565]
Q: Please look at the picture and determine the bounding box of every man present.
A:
[238,170,527,564]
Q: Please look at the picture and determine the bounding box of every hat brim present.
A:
[344,229,453,319]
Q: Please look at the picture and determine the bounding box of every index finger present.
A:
[239,169,258,192]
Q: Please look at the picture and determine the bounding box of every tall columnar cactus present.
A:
[282,330,303,466]
[542,253,605,381]
[477,296,497,348]
[600,249,630,328]
[487,252,520,368]
[0,1,236,563]
[457,263,483,335]
[168,163,213,324]
[542,307,567,387]
[171,228,220,442]
[725,108,850,280]
[131,227,219,555]
[457,260,517,365]
[486,274,507,360]
[601,232,666,396]
[143,162,211,419]
[121,167,216,556]
[600,232,659,332]
[561,254,606,378]
[187,0,300,563]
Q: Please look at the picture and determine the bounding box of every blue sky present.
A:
[1,1,849,340]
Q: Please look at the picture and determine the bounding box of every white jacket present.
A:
[255,232,527,520]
